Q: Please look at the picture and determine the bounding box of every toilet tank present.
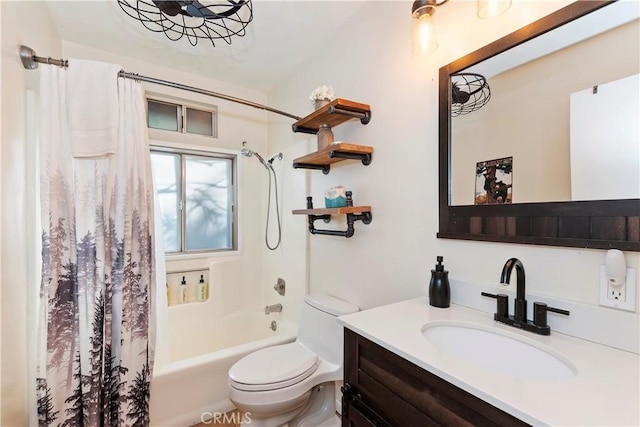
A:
[297,295,359,366]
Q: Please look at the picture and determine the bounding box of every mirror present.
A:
[438,1,640,251]
[450,3,638,205]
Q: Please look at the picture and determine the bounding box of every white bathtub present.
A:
[150,308,297,426]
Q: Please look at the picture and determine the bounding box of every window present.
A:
[151,149,236,254]
[147,99,217,137]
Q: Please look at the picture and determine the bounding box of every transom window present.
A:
[147,98,217,137]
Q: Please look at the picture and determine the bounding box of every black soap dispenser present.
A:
[429,256,450,308]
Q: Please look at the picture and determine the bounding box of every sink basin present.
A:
[421,321,576,381]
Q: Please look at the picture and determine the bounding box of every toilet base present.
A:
[231,390,311,427]
[289,382,336,427]
[232,382,337,427]
[315,414,341,427]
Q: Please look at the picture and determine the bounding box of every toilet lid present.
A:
[229,343,319,391]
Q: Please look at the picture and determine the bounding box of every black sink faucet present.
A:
[500,258,526,322]
[482,257,570,335]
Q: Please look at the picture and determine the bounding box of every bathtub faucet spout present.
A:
[264,304,283,314]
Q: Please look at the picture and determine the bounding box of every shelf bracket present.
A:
[308,212,372,238]
[328,106,372,125]
[293,162,331,175]
[327,150,372,166]
[304,195,372,238]
[291,125,318,135]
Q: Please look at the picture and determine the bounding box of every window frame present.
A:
[146,93,235,258]
[147,96,218,138]
[151,145,238,256]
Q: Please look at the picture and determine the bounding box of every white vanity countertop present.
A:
[338,298,640,426]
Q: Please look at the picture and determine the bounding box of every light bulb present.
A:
[477,0,512,19]
[412,12,438,54]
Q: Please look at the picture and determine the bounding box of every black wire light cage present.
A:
[117,0,253,47]
[450,72,491,116]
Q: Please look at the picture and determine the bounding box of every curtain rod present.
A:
[19,45,301,121]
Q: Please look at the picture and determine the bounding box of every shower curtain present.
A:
[36,64,156,426]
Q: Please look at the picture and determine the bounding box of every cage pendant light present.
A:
[117,0,253,47]
[451,72,491,116]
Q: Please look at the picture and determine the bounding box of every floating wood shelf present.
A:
[293,195,372,238]
[292,205,372,216]
[292,142,373,174]
[292,99,371,135]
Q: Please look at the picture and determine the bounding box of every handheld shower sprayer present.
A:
[241,148,270,169]
[241,143,283,250]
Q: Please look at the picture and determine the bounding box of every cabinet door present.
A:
[343,405,376,427]
[344,328,530,427]
[342,383,391,427]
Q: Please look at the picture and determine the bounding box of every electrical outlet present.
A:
[599,266,637,312]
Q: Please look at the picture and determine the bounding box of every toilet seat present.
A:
[229,343,319,392]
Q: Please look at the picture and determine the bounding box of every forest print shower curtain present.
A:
[36,65,155,426]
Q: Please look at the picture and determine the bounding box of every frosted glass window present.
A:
[186,107,214,136]
[150,152,181,252]
[185,156,232,250]
[148,100,179,132]
[151,150,235,254]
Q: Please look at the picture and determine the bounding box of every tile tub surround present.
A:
[339,298,639,426]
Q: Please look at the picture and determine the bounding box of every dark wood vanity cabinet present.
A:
[342,328,530,427]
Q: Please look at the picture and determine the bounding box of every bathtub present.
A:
[150,307,297,426]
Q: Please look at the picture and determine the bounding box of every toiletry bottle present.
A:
[197,274,208,302]
[179,276,188,304]
[429,256,450,308]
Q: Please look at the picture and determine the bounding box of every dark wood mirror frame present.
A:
[438,0,640,251]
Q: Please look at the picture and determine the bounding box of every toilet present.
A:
[228,294,359,427]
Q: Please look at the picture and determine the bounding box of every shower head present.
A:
[241,148,269,168]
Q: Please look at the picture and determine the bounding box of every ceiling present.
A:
[45,0,367,92]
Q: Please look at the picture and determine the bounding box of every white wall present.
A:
[260,141,311,324]
[1,2,61,425]
[267,0,640,313]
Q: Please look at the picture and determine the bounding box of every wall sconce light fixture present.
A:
[411,0,448,55]
[477,0,512,19]
[412,0,512,54]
